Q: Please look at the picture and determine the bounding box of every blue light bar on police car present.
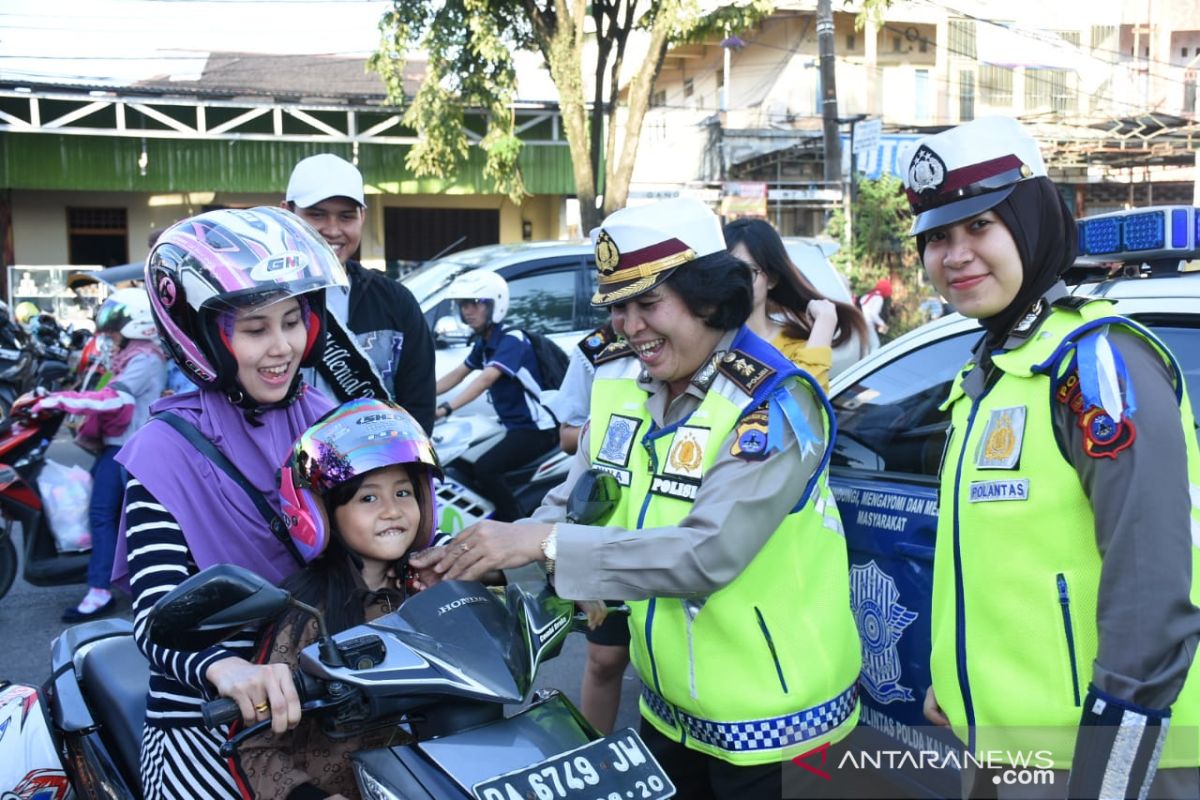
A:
[1076,206,1199,260]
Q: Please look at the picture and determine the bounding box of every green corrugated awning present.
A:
[0,132,576,195]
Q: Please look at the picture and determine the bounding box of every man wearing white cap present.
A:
[415,196,863,797]
[284,153,435,432]
[904,116,1200,798]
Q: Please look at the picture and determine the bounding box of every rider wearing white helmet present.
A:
[434,269,557,521]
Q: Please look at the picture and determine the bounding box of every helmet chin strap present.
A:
[225,371,307,426]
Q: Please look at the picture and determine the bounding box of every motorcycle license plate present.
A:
[472,728,674,800]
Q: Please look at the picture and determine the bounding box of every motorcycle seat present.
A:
[80,635,148,795]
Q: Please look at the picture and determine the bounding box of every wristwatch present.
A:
[540,525,558,575]
[439,401,453,417]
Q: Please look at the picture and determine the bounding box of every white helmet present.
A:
[95,287,158,341]
[443,270,509,325]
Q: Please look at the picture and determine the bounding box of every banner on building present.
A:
[720,182,768,217]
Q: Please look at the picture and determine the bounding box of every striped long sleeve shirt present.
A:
[125,478,258,726]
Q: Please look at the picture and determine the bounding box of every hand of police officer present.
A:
[923,685,949,727]
[410,521,551,582]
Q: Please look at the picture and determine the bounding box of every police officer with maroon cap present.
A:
[907,116,1200,799]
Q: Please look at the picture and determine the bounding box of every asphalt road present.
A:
[0,433,641,731]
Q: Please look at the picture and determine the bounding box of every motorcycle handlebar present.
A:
[201,671,329,730]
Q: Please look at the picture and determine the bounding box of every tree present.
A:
[825,173,929,338]
[369,0,770,232]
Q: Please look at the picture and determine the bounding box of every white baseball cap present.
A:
[589,197,726,306]
[286,153,367,209]
[901,116,1046,235]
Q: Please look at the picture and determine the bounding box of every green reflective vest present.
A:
[931,300,1200,768]
[588,336,861,766]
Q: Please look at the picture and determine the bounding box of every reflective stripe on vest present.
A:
[641,682,860,754]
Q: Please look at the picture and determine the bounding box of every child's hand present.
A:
[577,600,609,629]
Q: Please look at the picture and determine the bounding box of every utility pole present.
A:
[817,0,841,188]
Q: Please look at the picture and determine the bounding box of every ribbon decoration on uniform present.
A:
[1076,329,1137,424]
[767,383,820,458]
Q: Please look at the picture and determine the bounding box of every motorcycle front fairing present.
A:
[297,581,571,709]
[352,691,596,799]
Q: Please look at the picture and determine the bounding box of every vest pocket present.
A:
[755,607,789,694]
[1055,573,1081,707]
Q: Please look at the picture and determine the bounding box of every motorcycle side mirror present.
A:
[565,470,621,526]
[433,315,471,348]
[148,564,291,651]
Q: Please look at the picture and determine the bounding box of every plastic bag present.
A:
[36,460,92,553]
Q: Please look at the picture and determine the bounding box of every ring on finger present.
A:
[254,702,269,714]
[458,542,471,554]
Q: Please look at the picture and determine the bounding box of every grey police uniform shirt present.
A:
[545,346,593,429]
[964,297,1200,714]
[526,329,830,603]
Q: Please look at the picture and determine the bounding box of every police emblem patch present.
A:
[974,406,1026,469]
[663,426,709,480]
[850,560,917,705]
[1080,407,1136,459]
[597,414,641,467]
[730,409,770,461]
[908,145,947,197]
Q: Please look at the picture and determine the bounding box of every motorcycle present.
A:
[29,317,75,395]
[0,335,37,416]
[0,406,86,603]
[1,473,675,800]
[432,413,572,534]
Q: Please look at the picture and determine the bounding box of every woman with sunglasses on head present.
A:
[723,218,867,392]
[114,207,347,799]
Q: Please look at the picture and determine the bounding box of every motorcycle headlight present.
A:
[354,763,406,800]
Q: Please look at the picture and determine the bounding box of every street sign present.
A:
[853,118,882,154]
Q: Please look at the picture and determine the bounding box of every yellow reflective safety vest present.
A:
[931,300,1200,768]
[588,329,861,766]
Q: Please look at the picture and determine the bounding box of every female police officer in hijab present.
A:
[413,197,861,798]
[906,116,1200,798]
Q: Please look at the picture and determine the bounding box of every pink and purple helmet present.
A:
[145,207,348,398]
[280,399,442,563]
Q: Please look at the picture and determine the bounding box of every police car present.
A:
[829,206,1200,795]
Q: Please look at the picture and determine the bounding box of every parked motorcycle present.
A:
[1,473,675,800]
[0,336,37,416]
[30,315,75,393]
[0,406,85,603]
[432,413,572,534]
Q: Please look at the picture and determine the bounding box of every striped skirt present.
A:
[140,722,241,800]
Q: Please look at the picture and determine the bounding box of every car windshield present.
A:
[402,250,502,304]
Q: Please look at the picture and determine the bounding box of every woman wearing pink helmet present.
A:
[234,398,444,800]
[113,207,348,799]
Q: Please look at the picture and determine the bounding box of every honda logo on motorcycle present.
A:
[437,596,488,616]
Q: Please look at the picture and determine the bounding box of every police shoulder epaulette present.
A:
[716,348,775,395]
[579,328,633,366]
[1052,295,1091,311]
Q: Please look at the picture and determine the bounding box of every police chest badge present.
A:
[597,414,640,467]
[850,560,917,705]
[974,406,1026,470]
[663,426,709,481]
